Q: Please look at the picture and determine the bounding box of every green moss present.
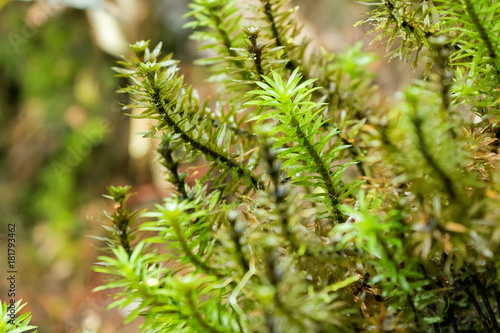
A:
[93,0,500,332]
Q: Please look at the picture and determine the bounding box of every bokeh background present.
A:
[0,0,415,332]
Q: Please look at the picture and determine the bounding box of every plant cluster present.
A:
[93,0,500,332]
[0,300,36,333]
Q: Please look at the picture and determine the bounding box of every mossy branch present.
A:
[186,291,224,333]
[473,275,500,333]
[413,115,457,201]
[151,90,264,191]
[259,0,311,79]
[291,116,340,215]
[208,6,238,59]
[463,282,493,332]
[158,137,189,200]
[171,214,220,276]
[463,0,500,73]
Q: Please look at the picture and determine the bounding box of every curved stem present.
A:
[463,282,492,331]
[473,276,500,333]
[413,116,458,201]
[158,138,189,200]
[152,91,264,191]
[186,291,223,333]
[290,116,340,218]
[463,0,500,73]
[171,217,219,276]
[207,5,251,80]
[260,0,302,75]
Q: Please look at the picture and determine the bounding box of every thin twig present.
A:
[445,296,460,333]
[463,283,492,331]
[186,291,223,333]
[407,295,421,331]
[473,276,500,333]
[413,116,457,201]
[463,0,500,73]
[152,90,264,191]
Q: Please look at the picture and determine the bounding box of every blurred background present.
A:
[0,0,414,332]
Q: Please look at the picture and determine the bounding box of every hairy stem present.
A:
[265,145,304,252]
[265,249,308,329]
[413,116,457,201]
[171,217,219,276]
[260,0,301,74]
[158,139,189,200]
[114,203,133,257]
[152,91,264,191]
[407,295,421,331]
[446,297,460,333]
[291,116,340,218]
[228,212,250,272]
[463,283,492,331]
[208,6,238,59]
[246,29,266,81]
[463,0,500,73]
[186,291,223,333]
[473,276,500,333]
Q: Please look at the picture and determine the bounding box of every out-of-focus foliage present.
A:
[0,5,127,332]
[358,0,500,111]
[0,1,191,332]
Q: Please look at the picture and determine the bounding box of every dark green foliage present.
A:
[92,0,500,332]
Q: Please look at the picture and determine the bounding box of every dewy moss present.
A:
[91,0,500,332]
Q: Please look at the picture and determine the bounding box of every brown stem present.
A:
[246,29,266,81]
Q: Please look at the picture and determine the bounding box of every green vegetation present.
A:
[1,300,36,333]
[91,0,500,332]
